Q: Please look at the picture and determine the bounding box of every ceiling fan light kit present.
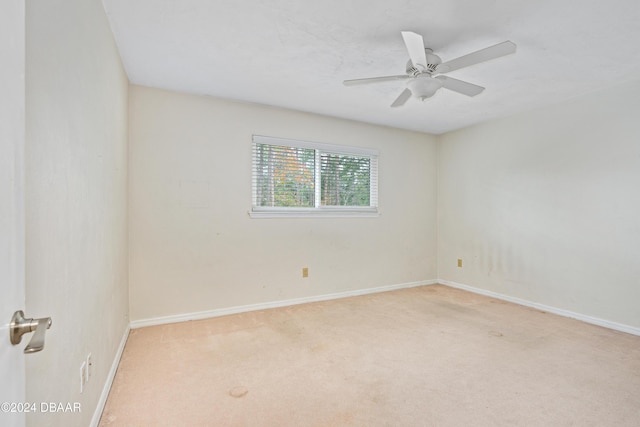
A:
[344,31,516,107]
[407,75,443,101]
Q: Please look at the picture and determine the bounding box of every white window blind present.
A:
[251,135,378,218]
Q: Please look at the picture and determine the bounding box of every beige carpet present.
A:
[100,285,640,426]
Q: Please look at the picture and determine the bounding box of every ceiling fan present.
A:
[343,31,516,107]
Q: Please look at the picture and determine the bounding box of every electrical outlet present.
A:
[80,361,87,393]
[302,267,309,278]
[86,353,92,381]
[457,259,463,268]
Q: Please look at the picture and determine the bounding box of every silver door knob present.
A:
[10,310,52,354]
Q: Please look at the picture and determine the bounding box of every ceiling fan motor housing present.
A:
[406,49,442,75]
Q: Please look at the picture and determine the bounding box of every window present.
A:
[251,135,378,218]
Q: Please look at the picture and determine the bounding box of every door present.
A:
[0,1,26,427]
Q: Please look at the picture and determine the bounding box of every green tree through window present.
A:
[320,153,370,207]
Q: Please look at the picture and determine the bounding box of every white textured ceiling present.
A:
[102,0,640,134]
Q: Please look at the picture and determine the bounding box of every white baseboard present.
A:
[439,280,640,336]
[131,279,438,329]
[90,325,130,427]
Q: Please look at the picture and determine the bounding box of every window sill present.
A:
[249,208,379,219]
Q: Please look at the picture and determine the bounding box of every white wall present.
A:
[129,85,438,321]
[438,81,640,329]
[25,0,129,425]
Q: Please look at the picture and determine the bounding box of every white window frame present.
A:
[251,135,379,218]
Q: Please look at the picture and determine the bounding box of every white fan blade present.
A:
[401,31,428,70]
[343,75,410,86]
[435,76,484,97]
[436,41,516,74]
[391,88,412,108]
